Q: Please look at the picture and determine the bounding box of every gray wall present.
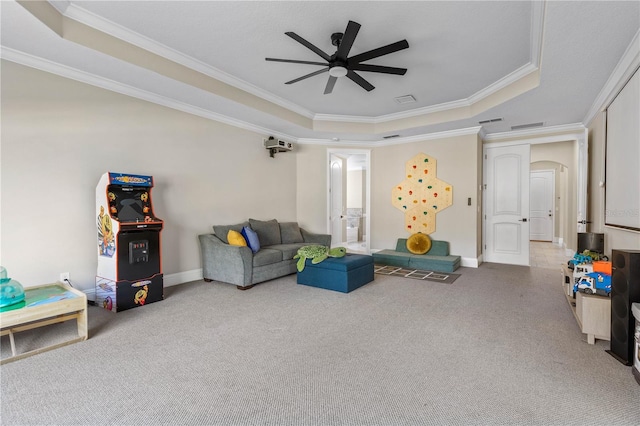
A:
[1,61,300,290]
[296,134,483,264]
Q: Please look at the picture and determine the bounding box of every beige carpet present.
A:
[2,263,639,425]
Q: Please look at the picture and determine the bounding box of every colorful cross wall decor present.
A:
[391,153,453,234]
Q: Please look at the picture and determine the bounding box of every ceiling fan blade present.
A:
[324,76,338,94]
[266,58,328,66]
[285,67,329,85]
[285,31,332,61]
[348,39,409,64]
[350,64,407,75]
[335,21,361,61]
[346,70,374,92]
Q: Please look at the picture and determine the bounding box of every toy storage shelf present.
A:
[562,265,610,344]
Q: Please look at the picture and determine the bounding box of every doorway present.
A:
[327,149,371,254]
[483,130,588,266]
[530,169,555,242]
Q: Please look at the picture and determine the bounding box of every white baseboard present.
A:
[461,257,480,268]
[82,269,203,301]
[164,268,203,287]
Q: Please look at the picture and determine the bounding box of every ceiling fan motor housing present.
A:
[331,32,344,46]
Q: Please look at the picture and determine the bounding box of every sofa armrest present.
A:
[301,228,331,247]
[198,234,253,286]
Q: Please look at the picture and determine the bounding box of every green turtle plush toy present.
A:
[294,245,347,272]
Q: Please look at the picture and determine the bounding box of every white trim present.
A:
[164,269,203,287]
[0,47,291,140]
[314,63,538,124]
[297,126,482,147]
[60,2,316,120]
[52,0,545,128]
[326,148,372,255]
[483,122,586,143]
[3,47,487,150]
[461,257,480,268]
[583,29,640,127]
[312,1,545,125]
[530,0,546,68]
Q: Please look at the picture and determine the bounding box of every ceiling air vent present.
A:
[394,95,416,104]
[511,122,544,131]
[478,117,503,124]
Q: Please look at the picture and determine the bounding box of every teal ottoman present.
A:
[297,253,374,293]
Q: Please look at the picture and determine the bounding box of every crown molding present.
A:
[1,47,295,141]
[583,28,640,127]
[296,126,482,147]
[483,122,586,143]
[58,1,316,120]
[56,0,545,129]
[313,63,539,125]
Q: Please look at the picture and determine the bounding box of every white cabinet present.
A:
[562,265,611,344]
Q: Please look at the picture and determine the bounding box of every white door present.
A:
[530,170,554,241]
[484,144,530,265]
[329,155,345,246]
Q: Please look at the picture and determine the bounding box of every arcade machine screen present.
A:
[108,187,154,223]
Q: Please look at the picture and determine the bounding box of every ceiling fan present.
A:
[266,20,409,94]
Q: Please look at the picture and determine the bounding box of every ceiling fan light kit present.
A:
[266,20,409,94]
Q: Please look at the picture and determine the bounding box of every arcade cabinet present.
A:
[95,172,163,312]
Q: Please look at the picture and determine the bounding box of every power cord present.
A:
[61,277,97,305]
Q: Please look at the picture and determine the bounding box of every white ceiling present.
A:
[1,1,639,144]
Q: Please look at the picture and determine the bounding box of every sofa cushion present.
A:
[213,221,249,244]
[241,226,260,253]
[227,230,247,247]
[372,250,412,267]
[253,248,283,267]
[249,218,282,246]
[267,243,306,260]
[280,222,304,244]
[409,255,460,273]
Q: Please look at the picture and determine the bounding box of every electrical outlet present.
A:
[60,272,70,283]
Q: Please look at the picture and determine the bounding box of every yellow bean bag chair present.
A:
[406,232,432,255]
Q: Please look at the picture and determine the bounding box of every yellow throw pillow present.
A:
[406,232,432,254]
[227,230,247,247]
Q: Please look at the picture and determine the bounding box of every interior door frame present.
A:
[483,127,588,262]
[327,148,371,253]
[483,143,531,265]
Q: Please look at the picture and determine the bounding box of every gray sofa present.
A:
[198,219,331,289]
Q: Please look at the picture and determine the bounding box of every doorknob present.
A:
[518,218,528,222]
